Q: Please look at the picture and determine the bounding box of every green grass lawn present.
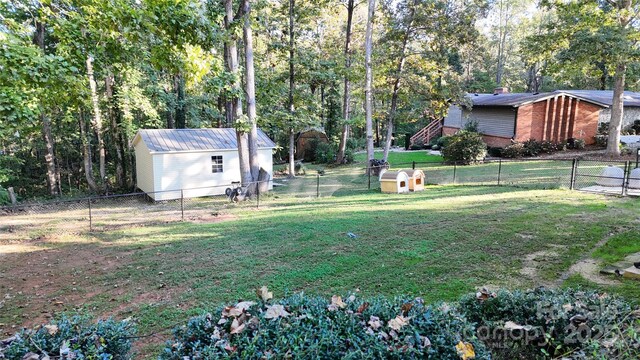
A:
[1,151,639,357]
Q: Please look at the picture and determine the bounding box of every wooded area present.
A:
[2,0,640,200]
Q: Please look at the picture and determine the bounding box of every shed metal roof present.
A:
[133,128,276,153]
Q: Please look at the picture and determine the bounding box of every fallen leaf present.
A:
[235,301,256,312]
[264,304,290,320]
[368,316,382,330]
[401,302,413,316]
[347,295,356,302]
[230,318,245,335]
[387,316,410,331]
[44,324,58,335]
[256,286,273,302]
[421,336,432,349]
[331,295,347,308]
[455,341,475,360]
[357,302,369,314]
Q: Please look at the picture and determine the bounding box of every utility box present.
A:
[380,171,410,194]
[404,169,425,192]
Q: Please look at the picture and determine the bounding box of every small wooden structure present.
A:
[296,129,329,162]
[380,171,410,194]
[404,169,425,191]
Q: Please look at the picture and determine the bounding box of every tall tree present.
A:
[288,0,297,178]
[335,0,355,164]
[381,0,415,162]
[526,0,640,156]
[243,0,260,189]
[364,0,376,169]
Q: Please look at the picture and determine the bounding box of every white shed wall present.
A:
[134,140,155,194]
[149,148,273,201]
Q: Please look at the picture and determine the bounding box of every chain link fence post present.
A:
[257,182,260,209]
[180,189,184,221]
[368,168,371,190]
[88,198,92,231]
[412,161,415,170]
[497,159,502,186]
[623,161,629,196]
[453,162,457,184]
[570,158,577,190]
[317,174,320,198]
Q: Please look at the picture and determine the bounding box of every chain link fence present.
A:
[2,158,638,239]
[0,181,271,237]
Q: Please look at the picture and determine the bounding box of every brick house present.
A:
[442,88,640,147]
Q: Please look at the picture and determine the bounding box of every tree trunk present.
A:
[175,74,186,128]
[79,110,99,193]
[289,128,296,177]
[287,0,297,178]
[224,0,251,189]
[336,0,355,164]
[86,55,106,182]
[243,0,260,183]
[33,20,58,197]
[106,73,125,188]
[382,2,414,162]
[607,62,626,156]
[364,0,376,170]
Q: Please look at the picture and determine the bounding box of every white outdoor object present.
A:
[378,168,388,181]
[380,171,410,194]
[628,168,640,189]
[596,165,624,187]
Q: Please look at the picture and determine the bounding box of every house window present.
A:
[211,156,223,173]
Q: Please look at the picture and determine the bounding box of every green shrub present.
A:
[540,140,561,153]
[501,142,525,158]
[441,131,486,165]
[161,293,489,360]
[458,288,640,359]
[313,142,337,163]
[567,138,586,150]
[486,147,503,157]
[463,120,479,132]
[0,186,9,206]
[343,148,355,164]
[1,315,135,360]
[410,137,425,150]
[522,139,542,157]
[436,135,452,149]
[594,134,608,148]
[346,137,365,151]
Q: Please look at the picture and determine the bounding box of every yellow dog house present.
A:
[379,170,410,194]
[404,169,425,191]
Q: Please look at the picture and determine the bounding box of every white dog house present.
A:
[132,128,275,201]
[380,171,410,194]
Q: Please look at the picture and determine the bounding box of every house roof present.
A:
[468,91,612,108]
[467,89,640,109]
[133,128,276,153]
[558,90,640,107]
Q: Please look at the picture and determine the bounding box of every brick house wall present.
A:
[515,96,600,145]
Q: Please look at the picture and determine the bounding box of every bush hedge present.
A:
[441,131,487,165]
[1,315,135,360]
[458,288,640,359]
[161,293,489,359]
[162,288,640,360]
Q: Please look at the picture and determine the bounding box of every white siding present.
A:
[134,140,155,194]
[463,107,516,138]
[149,149,274,201]
[443,105,463,128]
[599,107,640,129]
[152,150,240,200]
